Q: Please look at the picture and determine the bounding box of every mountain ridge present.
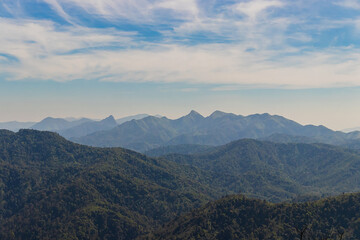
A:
[0,129,219,239]
[74,110,360,152]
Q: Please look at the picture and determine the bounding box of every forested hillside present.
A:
[147,193,360,239]
[0,130,218,239]
[2,130,360,239]
[162,139,360,201]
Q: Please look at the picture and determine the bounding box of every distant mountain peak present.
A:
[100,115,117,124]
[209,110,232,119]
[105,115,115,120]
[41,117,66,122]
[187,110,203,118]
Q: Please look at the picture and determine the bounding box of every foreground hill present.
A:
[147,193,360,239]
[162,139,360,202]
[0,130,218,239]
[74,110,360,152]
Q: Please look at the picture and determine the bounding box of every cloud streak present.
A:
[1,0,360,88]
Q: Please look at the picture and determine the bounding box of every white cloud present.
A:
[1,1,360,89]
[42,0,75,24]
[232,0,284,20]
[154,0,199,19]
[1,18,360,88]
[335,0,360,10]
[41,0,200,23]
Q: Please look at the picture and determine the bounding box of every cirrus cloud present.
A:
[1,0,360,88]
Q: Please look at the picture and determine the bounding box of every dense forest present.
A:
[0,130,219,239]
[1,130,360,239]
[146,193,360,239]
[162,139,360,202]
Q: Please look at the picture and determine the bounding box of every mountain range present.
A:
[3,111,360,153]
[72,110,360,152]
[0,114,155,139]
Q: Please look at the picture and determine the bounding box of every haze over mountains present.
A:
[2,111,360,153]
[72,110,360,152]
[0,121,36,132]
[2,113,360,238]
[0,114,154,139]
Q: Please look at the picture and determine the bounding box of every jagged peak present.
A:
[208,110,234,119]
[100,115,117,124]
[187,110,204,118]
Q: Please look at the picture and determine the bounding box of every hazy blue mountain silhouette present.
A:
[60,115,117,138]
[31,117,93,131]
[74,110,360,152]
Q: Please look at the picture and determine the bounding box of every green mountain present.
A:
[74,111,360,152]
[162,139,360,202]
[3,129,360,239]
[0,129,218,240]
[144,144,213,157]
[147,193,360,239]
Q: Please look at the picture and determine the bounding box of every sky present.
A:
[1,0,360,130]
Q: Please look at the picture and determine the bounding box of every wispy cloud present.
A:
[335,0,360,10]
[232,0,284,20]
[1,0,360,88]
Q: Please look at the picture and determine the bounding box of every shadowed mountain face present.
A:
[31,117,93,131]
[73,110,360,152]
[116,114,153,125]
[30,116,118,139]
[2,114,154,139]
[0,129,218,240]
[147,193,360,240]
[60,115,117,139]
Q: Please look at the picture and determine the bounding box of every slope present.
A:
[162,139,360,201]
[147,193,360,239]
[0,129,219,240]
[60,115,117,139]
[31,117,93,132]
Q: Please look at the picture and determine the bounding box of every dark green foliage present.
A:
[162,139,360,202]
[0,130,217,239]
[147,193,360,240]
[144,144,213,157]
[2,129,360,239]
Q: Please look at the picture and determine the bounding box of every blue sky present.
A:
[1,0,360,129]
